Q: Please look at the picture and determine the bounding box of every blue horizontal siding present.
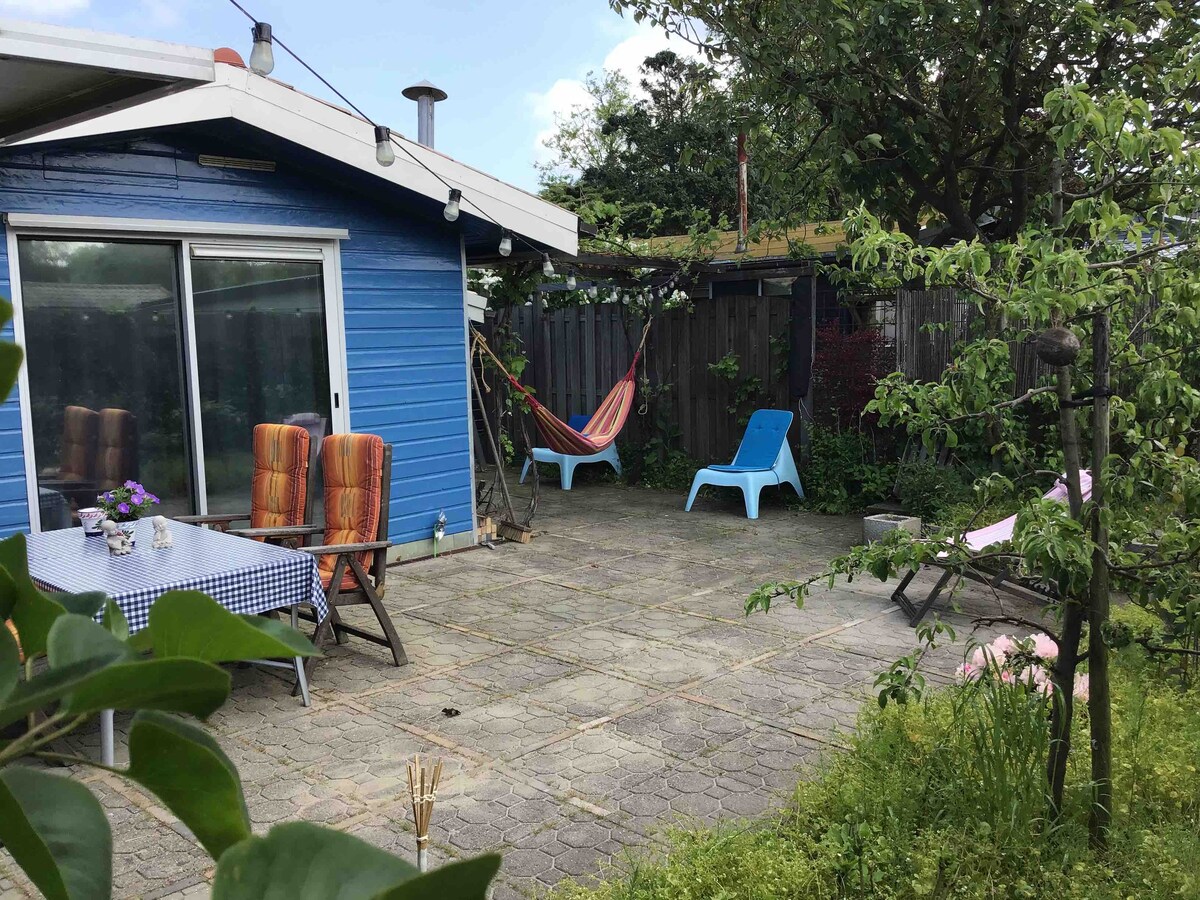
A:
[0,130,474,546]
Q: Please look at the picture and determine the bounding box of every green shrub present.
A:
[552,648,1200,900]
[895,461,972,523]
[802,426,895,514]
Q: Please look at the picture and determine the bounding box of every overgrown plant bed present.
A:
[551,642,1200,900]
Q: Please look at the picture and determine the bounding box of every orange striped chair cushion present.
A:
[318,433,384,590]
[95,408,138,491]
[249,424,311,532]
[59,405,99,482]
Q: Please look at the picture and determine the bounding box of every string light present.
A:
[587,284,598,299]
[227,0,550,260]
[374,126,395,167]
[566,271,576,290]
[443,188,462,222]
[248,22,274,75]
[542,254,555,277]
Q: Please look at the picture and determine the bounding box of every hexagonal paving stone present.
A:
[532,627,658,666]
[688,664,827,723]
[433,770,573,855]
[436,699,574,759]
[361,672,503,727]
[507,725,673,803]
[683,622,787,662]
[407,593,523,626]
[607,608,711,642]
[706,725,825,793]
[529,589,643,624]
[471,608,578,645]
[521,670,659,722]
[789,690,867,737]
[608,642,727,688]
[455,649,581,694]
[762,644,879,690]
[613,697,750,760]
[613,758,776,832]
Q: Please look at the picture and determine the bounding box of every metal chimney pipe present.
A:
[402,80,448,148]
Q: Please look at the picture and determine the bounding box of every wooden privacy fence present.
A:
[480,284,1094,469]
[491,295,795,464]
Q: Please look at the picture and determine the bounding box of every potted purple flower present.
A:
[97,481,160,545]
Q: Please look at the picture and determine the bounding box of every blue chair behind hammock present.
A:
[520,413,623,491]
[684,409,803,518]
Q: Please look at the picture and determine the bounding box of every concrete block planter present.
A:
[863,512,922,543]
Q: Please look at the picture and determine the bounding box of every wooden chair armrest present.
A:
[176,513,251,525]
[298,540,391,556]
[228,524,324,539]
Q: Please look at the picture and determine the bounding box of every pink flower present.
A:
[1031,633,1058,662]
[957,662,980,681]
[1073,674,1089,702]
[989,634,1017,664]
[1031,668,1054,695]
[969,646,990,671]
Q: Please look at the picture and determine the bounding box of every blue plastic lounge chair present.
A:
[520,414,622,491]
[684,409,804,519]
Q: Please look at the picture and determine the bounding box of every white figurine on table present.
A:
[100,520,132,556]
[151,515,173,549]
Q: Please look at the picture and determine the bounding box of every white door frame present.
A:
[6,222,349,529]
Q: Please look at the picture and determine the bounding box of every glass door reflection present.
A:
[190,255,332,520]
[18,239,194,527]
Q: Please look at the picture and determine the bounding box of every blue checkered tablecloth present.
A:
[25,520,327,634]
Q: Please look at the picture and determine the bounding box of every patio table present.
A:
[26,518,327,763]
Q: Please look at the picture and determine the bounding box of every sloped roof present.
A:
[20,58,578,255]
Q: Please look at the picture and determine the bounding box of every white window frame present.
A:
[6,218,350,530]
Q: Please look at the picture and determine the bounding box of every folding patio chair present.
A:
[519,413,622,490]
[684,409,804,519]
[892,471,1093,625]
[178,423,318,536]
[94,408,138,492]
[233,433,405,680]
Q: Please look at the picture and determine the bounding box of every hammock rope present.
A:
[471,320,651,456]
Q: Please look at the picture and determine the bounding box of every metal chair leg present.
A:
[290,605,312,707]
[101,709,115,766]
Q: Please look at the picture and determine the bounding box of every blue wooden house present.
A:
[0,48,578,557]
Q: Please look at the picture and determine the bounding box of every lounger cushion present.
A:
[319,433,384,588]
[57,405,99,483]
[96,408,138,491]
[250,424,311,532]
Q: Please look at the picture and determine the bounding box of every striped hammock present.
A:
[474,324,648,456]
[518,358,639,455]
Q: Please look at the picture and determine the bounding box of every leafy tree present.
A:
[610,0,1197,243]
[751,59,1200,850]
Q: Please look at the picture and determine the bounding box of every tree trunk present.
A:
[1088,311,1113,846]
[1048,359,1087,818]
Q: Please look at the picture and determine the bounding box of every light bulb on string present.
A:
[374,126,395,167]
[587,284,598,299]
[443,188,461,222]
[498,230,513,257]
[566,271,577,290]
[542,254,555,277]
[249,23,275,76]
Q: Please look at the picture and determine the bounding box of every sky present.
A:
[0,0,696,191]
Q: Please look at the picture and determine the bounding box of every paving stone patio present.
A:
[0,476,1040,899]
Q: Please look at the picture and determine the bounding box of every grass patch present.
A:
[553,647,1200,899]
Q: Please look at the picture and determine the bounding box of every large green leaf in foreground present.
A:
[0,767,111,900]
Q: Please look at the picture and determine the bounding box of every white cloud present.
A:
[526,24,703,168]
[0,0,88,13]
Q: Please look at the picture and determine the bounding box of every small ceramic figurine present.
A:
[100,519,132,556]
[151,515,173,549]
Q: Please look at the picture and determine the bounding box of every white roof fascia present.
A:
[20,64,578,255]
[0,18,214,82]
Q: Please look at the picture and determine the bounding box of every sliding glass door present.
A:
[18,239,194,526]
[15,236,342,530]
[189,249,333,519]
